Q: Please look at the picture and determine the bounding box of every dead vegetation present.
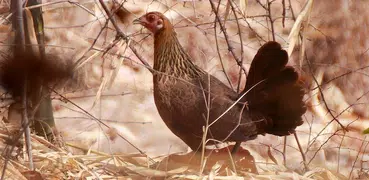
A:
[0,0,368,179]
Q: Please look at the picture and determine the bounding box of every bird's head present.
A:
[133,12,172,34]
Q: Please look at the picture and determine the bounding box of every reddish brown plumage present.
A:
[0,53,73,98]
[134,12,306,152]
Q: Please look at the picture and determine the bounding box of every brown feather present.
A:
[0,53,73,98]
[136,12,306,151]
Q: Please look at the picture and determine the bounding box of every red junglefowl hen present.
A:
[133,12,306,153]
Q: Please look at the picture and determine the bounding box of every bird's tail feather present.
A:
[242,41,306,136]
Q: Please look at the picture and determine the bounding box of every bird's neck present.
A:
[153,29,204,79]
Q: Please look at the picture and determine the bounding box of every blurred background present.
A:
[0,0,368,179]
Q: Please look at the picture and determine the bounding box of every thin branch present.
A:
[1,128,26,180]
[208,0,247,76]
[305,54,348,131]
[288,0,296,21]
[213,16,234,90]
[97,0,152,73]
[12,0,34,172]
[307,130,339,166]
[266,0,275,41]
[349,136,367,179]
[256,0,267,9]
[199,73,211,175]
[13,0,25,51]
[51,89,156,164]
[294,132,308,171]
[22,77,33,170]
[228,0,245,93]
[306,91,369,155]
[337,131,346,173]
[98,0,125,39]
[283,136,287,166]
[282,0,286,27]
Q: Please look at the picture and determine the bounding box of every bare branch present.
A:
[208,0,247,76]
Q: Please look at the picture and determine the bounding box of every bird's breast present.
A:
[153,77,200,113]
[153,76,206,127]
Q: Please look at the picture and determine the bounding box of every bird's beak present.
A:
[132,18,142,25]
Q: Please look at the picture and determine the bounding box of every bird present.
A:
[133,12,306,153]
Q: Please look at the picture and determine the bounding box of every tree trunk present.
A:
[26,0,56,142]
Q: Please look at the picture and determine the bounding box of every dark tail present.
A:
[242,41,306,136]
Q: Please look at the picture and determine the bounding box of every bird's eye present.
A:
[147,14,155,22]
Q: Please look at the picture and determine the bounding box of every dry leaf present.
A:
[287,0,314,57]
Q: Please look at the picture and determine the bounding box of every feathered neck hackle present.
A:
[152,17,205,79]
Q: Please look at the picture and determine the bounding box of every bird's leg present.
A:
[231,141,241,155]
